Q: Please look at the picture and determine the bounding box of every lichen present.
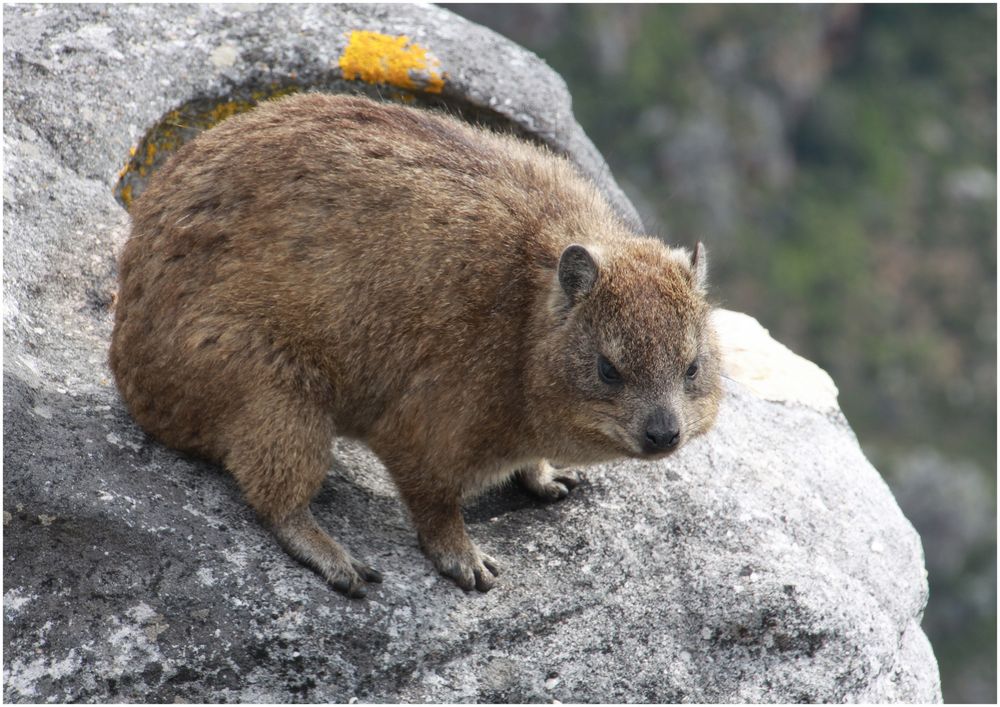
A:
[115,83,301,210]
[338,30,445,94]
[113,35,451,212]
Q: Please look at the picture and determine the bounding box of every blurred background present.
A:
[446,4,996,702]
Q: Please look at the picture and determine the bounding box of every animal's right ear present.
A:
[558,244,600,304]
[689,241,708,294]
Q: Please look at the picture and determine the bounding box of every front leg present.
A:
[369,411,500,593]
[517,460,581,501]
[391,475,500,592]
[414,500,500,592]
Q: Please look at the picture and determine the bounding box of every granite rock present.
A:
[3,4,939,702]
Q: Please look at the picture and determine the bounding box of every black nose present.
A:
[643,410,680,453]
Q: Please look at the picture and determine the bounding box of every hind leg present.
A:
[272,506,383,598]
[223,391,382,598]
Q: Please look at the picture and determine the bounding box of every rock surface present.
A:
[3,3,940,703]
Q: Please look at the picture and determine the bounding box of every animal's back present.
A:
[110,93,617,457]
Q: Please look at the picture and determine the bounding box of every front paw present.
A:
[518,462,581,501]
[421,539,501,593]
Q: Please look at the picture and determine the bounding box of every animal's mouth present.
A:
[596,421,684,461]
[590,421,643,459]
[623,431,686,461]
[635,445,679,461]
[574,411,682,462]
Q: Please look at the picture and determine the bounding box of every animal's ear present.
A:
[689,241,708,294]
[558,244,600,304]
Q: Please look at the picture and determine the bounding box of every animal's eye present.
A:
[685,360,700,380]
[597,355,622,385]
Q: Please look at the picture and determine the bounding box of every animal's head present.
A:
[536,238,722,462]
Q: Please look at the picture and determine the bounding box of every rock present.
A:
[712,309,840,411]
[3,3,939,703]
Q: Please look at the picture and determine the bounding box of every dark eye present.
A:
[597,355,622,385]
[685,361,699,380]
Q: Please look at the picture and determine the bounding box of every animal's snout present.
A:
[642,408,680,454]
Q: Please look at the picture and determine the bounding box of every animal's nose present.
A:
[643,409,680,453]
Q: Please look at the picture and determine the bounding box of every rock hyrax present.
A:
[109,93,722,597]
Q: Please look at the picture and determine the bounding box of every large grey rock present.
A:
[3,4,939,702]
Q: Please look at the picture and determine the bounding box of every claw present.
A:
[549,482,570,500]
[445,563,476,592]
[474,567,496,592]
[353,560,384,584]
[554,473,580,489]
[481,555,501,577]
[332,575,368,599]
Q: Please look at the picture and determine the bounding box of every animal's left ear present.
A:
[689,241,708,294]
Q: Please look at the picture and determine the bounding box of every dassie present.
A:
[110,93,722,597]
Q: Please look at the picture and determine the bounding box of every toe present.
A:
[353,560,384,584]
[555,472,580,489]
[481,554,501,577]
[444,562,476,592]
[332,574,368,599]
[549,482,570,500]
[474,566,497,592]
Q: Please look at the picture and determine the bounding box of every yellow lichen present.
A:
[339,30,444,93]
[210,100,245,124]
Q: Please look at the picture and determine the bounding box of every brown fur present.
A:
[109,93,722,597]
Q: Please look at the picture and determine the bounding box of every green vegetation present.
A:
[449,4,996,702]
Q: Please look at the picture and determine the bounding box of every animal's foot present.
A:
[518,461,581,501]
[272,506,383,599]
[328,556,384,599]
[421,537,500,593]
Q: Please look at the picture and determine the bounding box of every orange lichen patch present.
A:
[339,30,444,94]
